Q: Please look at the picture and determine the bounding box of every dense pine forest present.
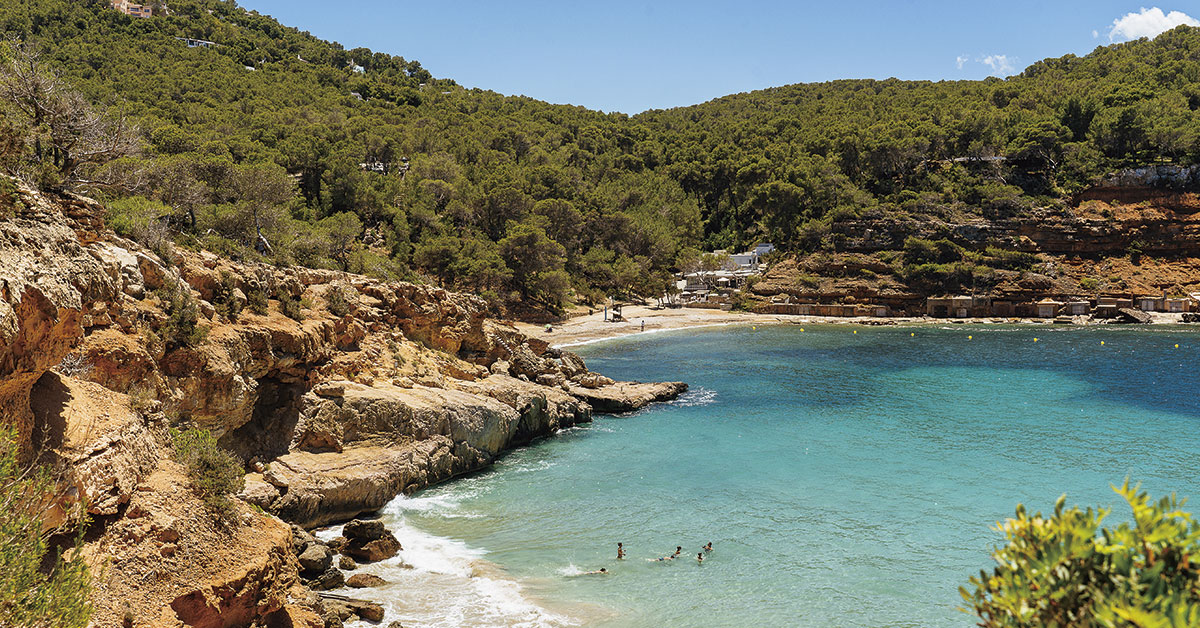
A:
[3,0,1200,312]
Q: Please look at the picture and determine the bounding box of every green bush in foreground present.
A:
[278,293,304,321]
[169,428,244,519]
[0,426,91,628]
[963,481,1200,627]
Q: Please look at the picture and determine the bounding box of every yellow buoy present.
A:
[1100,341,1105,346]
[910,332,915,337]
[800,328,804,332]
[1033,338,1039,342]
[853,330,858,334]
[1176,344,1180,349]
[752,326,756,330]
[968,335,973,340]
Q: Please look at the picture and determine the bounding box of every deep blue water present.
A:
[355,324,1200,627]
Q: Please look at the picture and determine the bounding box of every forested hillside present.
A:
[2,0,1199,313]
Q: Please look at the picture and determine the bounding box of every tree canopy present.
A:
[4,0,1200,311]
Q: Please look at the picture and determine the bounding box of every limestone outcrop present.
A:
[28,372,162,526]
[82,462,317,628]
[568,381,691,414]
[262,378,588,527]
[0,182,120,463]
[0,179,687,624]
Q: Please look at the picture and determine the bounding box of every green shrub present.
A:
[157,282,207,349]
[1080,277,1100,291]
[246,286,269,315]
[210,270,243,321]
[0,176,21,218]
[324,284,353,317]
[279,292,304,321]
[128,384,157,414]
[794,274,820,289]
[899,261,998,292]
[976,247,1038,271]
[1128,240,1146,265]
[729,291,757,311]
[169,428,245,519]
[0,425,92,628]
[903,237,964,265]
[963,482,1200,627]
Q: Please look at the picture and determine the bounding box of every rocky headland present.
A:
[0,179,685,626]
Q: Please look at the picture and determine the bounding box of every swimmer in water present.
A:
[697,552,704,563]
[674,546,682,557]
[582,568,608,575]
[703,542,713,552]
[617,543,625,560]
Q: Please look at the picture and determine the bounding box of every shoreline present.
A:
[513,306,1194,348]
[356,315,1196,627]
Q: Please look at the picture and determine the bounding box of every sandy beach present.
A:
[513,305,916,347]
[512,305,1193,348]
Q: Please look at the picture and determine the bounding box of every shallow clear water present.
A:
[342,324,1200,627]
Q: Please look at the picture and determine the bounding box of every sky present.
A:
[239,1,1200,114]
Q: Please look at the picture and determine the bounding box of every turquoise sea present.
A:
[333,324,1200,627]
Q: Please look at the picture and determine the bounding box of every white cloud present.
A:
[955,55,969,70]
[1108,7,1199,41]
[1092,29,1099,38]
[980,54,1015,75]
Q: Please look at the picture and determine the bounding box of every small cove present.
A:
[343,324,1200,627]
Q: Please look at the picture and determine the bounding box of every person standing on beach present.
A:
[617,543,625,559]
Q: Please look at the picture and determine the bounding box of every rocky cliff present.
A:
[0,179,685,626]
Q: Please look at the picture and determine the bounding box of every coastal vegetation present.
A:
[0,426,92,628]
[169,427,246,519]
[964,482,1200,627]
[0,3,1196,621]
[4,0,1200,312]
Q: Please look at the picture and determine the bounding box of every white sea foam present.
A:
[336,494,580,628]
[498,458,557,474]
[668,386,718,407]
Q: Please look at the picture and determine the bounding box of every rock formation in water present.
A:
[0,178,685,626]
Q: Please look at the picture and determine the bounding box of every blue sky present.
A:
[240,1,1200,114]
